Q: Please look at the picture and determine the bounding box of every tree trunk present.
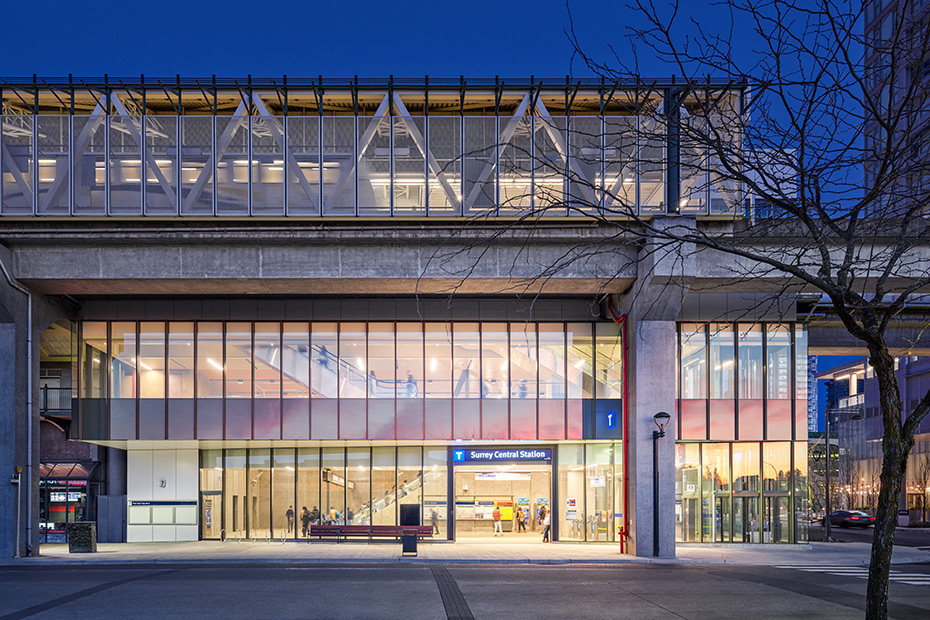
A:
[865,443,906,619]
[865,347,908,620]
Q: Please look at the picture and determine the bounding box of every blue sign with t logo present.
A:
[453,450,465,462]
[595,399,623,439]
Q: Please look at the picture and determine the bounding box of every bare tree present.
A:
[586,2,926,616]
[424,1,930,617]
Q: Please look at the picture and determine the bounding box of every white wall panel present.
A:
[176,449,199,499]
[127,450,153,500]
[152,450,177,501]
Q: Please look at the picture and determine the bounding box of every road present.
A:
[1,562,930,619]
[827,526,930,547]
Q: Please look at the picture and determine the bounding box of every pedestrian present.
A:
[309,506,320,525]
[319,345,331,370]
[406,371,417,398]
[516,507,527,533]
[300,506,311,537]
[542,510,551,543]
[285,505,295,533]
[493,506,503,536]
[430,508,440,535]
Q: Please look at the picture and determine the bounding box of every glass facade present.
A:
[75,320,622,442]
[675,441,807,544]
[675,322,808,543]
[0,82,745,218]
[199,443,622,542]
[197,445,445,540]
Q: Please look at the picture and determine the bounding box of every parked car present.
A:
[829,510,875,528]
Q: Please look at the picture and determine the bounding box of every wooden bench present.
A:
[369,525,433,540]
[309,524,433,542]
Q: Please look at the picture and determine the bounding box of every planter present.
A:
[67,522,97,553]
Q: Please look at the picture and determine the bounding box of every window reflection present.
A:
[680,324,706,399]
[311,322,338,398]
[595,324,622,399]
[481,323,508,399]
[76,320,622,442]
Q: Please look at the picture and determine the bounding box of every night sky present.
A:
[3,1,742,79]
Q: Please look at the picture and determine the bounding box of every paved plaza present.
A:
[6,539,928,567]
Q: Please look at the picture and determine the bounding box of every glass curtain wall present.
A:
[202,446,450,540]
[678,323,806,443]
[556,443,623,542]
[2,85,700,217]
[199,445,623,542]
[77,321,621,442]
[675,441,807,543]
[675,321,808,544]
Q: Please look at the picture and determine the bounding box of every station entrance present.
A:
[451,448,552,541]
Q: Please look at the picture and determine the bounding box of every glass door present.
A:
[706,494,731,542]
[733,495,759,542]
[764,495,790,543]
[201,491,223,540]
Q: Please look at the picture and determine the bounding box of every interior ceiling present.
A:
[40,322,72,361]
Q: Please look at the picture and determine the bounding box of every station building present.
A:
[0,76,815,557]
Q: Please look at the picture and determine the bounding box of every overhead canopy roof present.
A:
[39,462,97,479]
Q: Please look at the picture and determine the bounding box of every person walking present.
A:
[300,506,311,537]
[542,510,551,543]
[516,507,527,533]
[285,505,295,533]
[430,508,440,535]
[493,506,503,536]
[309,506,320,525]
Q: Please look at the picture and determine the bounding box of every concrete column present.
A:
[625,319,678,557]
[0,287,41,558]
[0,317,24,558]
[0,245,66,558]
[616,220,694,557]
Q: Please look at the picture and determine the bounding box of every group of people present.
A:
[286,506,356,537]
[489,505,548,541]
[287,506,321,536]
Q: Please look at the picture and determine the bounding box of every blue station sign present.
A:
[452,448,551,463]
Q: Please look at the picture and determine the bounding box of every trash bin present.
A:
[402,531,418,556]
[67,522,97,553]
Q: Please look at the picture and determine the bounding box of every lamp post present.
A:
[653,411,671,557]
[824,409,832,542]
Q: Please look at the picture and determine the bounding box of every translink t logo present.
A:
[453,450,465,462]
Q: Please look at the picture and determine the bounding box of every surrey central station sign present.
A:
[452,448,552,462]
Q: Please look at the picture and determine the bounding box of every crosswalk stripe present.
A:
[774,565,930,586]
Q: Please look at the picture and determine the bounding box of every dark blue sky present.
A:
[2,1,739,79]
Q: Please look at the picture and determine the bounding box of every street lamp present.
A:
[653,411,671,557]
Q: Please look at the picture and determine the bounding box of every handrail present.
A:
[40,386,73,412]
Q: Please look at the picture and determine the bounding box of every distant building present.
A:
[817,357,930,514]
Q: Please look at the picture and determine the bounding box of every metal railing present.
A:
[40,386,72,413]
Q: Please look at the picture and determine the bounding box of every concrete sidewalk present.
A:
[3,539,928,567]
